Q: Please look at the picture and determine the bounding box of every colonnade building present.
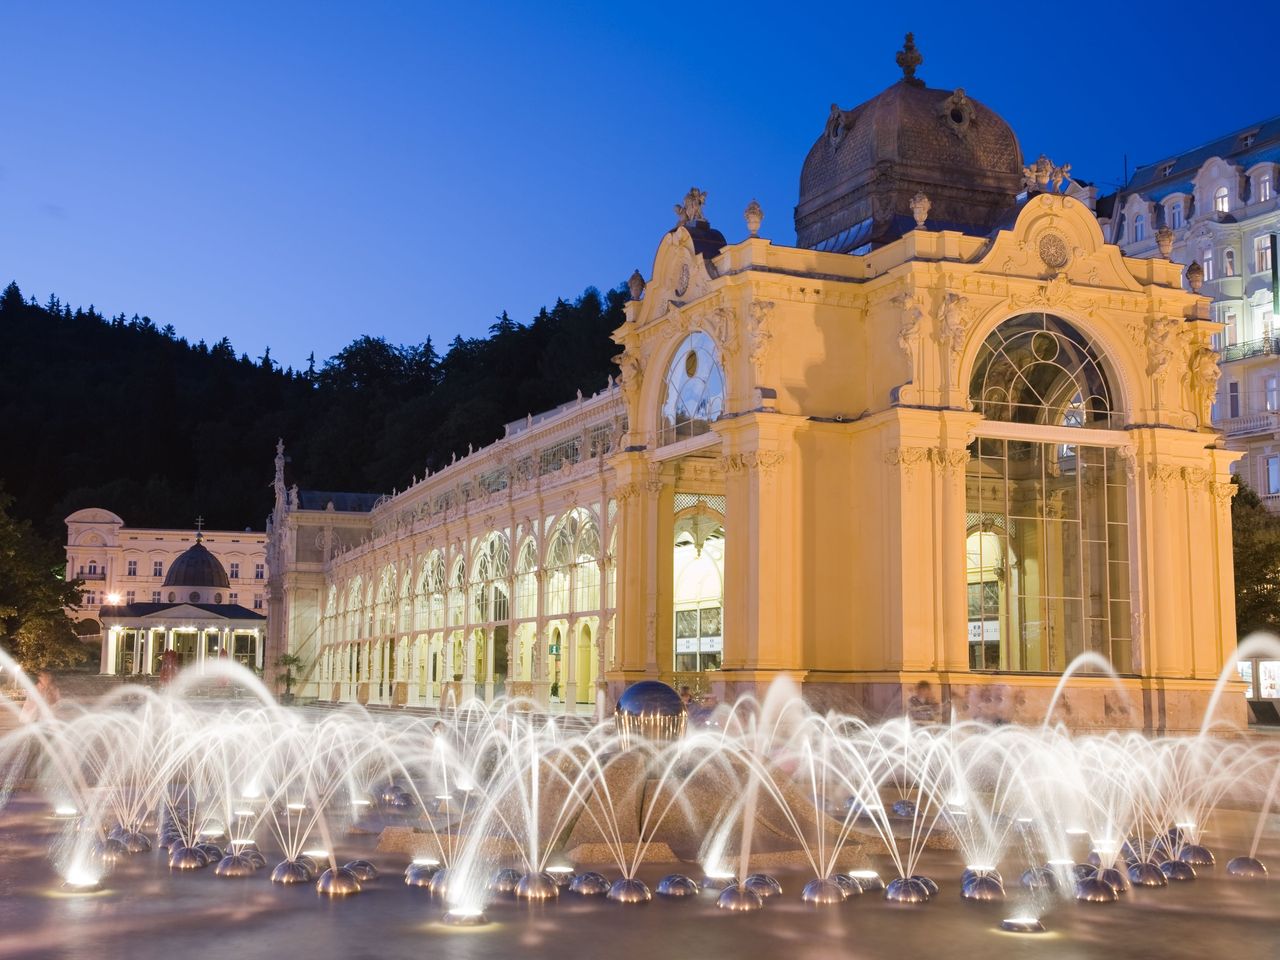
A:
[267,42,1241,730]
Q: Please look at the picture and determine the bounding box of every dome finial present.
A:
[194,515,204,543]
[896,32,923,86]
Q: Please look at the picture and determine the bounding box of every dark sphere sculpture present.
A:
[271,859,313,884]
[168,846,208,870]
[961,873,1005,901]
[655,874,699,897]
[490,868,522,894]
[515,871,559,900]
[569,872,611,896]
[716,884,764,911]
[744,873,783,898]
[1178,845,1214,867]
[607,877,652,903]
[614,681,687,743]
[801,877,847,904]
[1074,876,1118,902]
[1226,856,1267,879]
[343,859,378,882]
[884,877,930,903]
[316,866,362,896]
[1160,860,1196,882]
[214,854,255,878]
[1128,862,1167,887]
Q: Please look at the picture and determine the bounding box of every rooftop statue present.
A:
[674,187,707,226]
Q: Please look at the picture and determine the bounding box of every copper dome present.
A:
[162,540,231,589]
[795,42,1023,253]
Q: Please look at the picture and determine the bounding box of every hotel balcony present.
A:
[1220,336,1278,363]
[1214,412,1280,439]
[76,570,106,581]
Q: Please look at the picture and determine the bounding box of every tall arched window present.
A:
[659,331,725,446]
[965,313,1132,676]
[424,552,446,630]
[1133,214,1145,243]
[514,539,538,620]
[1214,186,1230,213]
[470,533,510,623]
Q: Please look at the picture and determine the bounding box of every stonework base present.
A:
[609,671,1246,734]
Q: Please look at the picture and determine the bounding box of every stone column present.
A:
[563,617,579,713]
[484,630,495,703]
[532,569,550,705]
[713,412,800,702]
[607,452,651,694]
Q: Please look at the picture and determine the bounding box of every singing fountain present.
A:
[1,643,1278,959]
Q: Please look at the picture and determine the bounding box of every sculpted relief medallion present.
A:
[1038,232,1070,270]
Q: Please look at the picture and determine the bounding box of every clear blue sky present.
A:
[0,0,1271,369]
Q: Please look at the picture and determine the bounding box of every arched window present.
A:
[470,533,510,623]
[514,539,538,620]
[1224,248,1236,277]
[1167,202,1182,230]
[447,558,465,627]
[1214,186,1229,213]
[965,313,1131,676]
[545,510,600,615]
[969,313,1117,428]
[425,553,446,630]
[1133,214,1145,243]
[659,331,725,446]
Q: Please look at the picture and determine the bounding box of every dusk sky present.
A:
[1,0,1273,369]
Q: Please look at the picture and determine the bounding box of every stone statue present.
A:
[1191,346,1222,411]
[1050,162,1071,193]
[674,187,707,226]
[614,348,643,407]
[938,292,968,358]
[909,192,930,228]
[744,198,763,237]
[1022,155,1055,193]
[627,269,646,301]
[1147,317,1180,380]
[895,32,923,85]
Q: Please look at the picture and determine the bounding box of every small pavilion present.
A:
[98,525,266,676]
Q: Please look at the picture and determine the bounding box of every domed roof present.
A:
[162,539,230,589]
[795,35,1023,253]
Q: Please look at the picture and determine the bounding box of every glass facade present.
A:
[965,313,1132,674]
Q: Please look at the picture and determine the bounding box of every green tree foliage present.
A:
[0,486,87,669]
[1231,478,1280,636]
[0,279,625,538]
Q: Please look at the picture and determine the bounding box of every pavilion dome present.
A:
[795,34,1024,253]
[163,539,231,590]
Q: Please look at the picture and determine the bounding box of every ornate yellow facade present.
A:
[268,55,1240,731]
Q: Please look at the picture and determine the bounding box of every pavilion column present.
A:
[483,630,495,703]
[563,616,580,713]
[936,414,977,674]
[408,638,421,705]
[715,413,800,689]
[608,452,651,690]
[504,570,517,689]
[532,570,549,705]
[100,628,113,675]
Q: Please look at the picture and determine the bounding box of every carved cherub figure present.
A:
[674,187,707,226]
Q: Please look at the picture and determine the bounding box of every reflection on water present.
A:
[1,792,1277,960]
